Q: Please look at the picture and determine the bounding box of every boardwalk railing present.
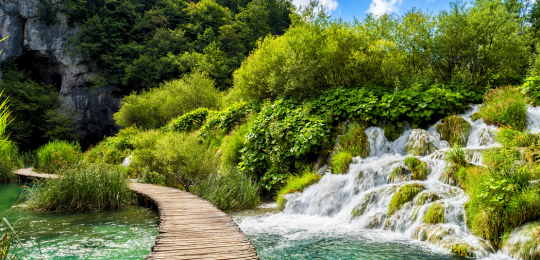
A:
[15,168,259,260]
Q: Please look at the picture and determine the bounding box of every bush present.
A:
[276,170,321,210]
[521,76,540,105]
[436,115,471,147]
[34,140,81,174]
[192,167,261,211]
[114,72,221,129]
[198,102,252,138]
[26,163,133,211]
[477,87,528,130]
[220,117,254,169]
[330,151,353,174]
[166,108,209,132]
[84,126,139,165]
[423,202,445,224]
[338,122,370,158]
[388,183,425,216]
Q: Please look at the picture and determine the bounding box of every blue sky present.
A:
[292,0,454,22]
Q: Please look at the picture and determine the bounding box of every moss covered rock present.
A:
[501,221,540,260]
[423,202,445,224]
[404,157,428,181]
[405,129,439,156]
[388,183,425,216]
[416,191,441,205]
[384,124,403,142]
[365,212,386,229]
[436,116,472,147]
[388,165,410,183]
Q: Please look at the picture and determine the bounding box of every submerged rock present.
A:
[501,220,540,260]
[404,157,429,181]
[388,165,410,183]
[405,129,439,156]
[365,212,386,229]
[436,116,472,147]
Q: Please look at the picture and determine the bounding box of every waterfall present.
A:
[237,105,540,259]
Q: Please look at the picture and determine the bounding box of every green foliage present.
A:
[384,124,402,142]
[416,191,440,205]
[198,102,252,138]
[0,218,33,260]
[441,145,469,186]
[192,167,260,211]
[521,76,540,105]
[239,100,328,191]
[275,169,321,210]
[330,151,353,175]
[26,163,133,211]
[0,63,73,150]
[404,157,428,181]
[477,86,529,130]
[220,117,254,169]
[114,72,221,129]
[167,108,209,132]
[496,127,540,148]
[84,126,140,165]
[388,183,425,216]
[423,202,445,224]
[0,91,18,183]
[338,122,370,158]
[436,115,472,147]
[38,1,58,25]
[34,140,81,174]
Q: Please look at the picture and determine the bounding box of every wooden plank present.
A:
[15,168,259,260]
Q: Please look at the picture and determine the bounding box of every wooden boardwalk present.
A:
[15,168,259,260]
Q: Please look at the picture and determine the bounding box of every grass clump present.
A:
[26,163,133,211]
[404,157,428,181]
[331,151,353,174]
[384,123,403,142]
[166,108,209,132]
[476,86,528,130]
[34,140,81,174]
[84,126,139,165]
[192,167,261,211]
[276,170,322,210]
[220,117,254,169]
[423,202,445,224]
[388,183,425,216]
[441,145,469,186]
[436,115,472,147]
[451,243,475,257]
[338,122,370,158]
[198,102,252,139]
[496,127,540,148]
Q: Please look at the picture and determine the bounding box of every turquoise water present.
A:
[0,182,159,259]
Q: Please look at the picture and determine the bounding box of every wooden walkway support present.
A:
[15,168,259,260]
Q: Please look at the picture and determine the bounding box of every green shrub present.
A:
[192,167,261,211]
[167,108,209,132]
[404,157,428,181]
[496,128,540,148]
[477,87,528,130]
[388,183,425,216]
[114,72,221,129]
[84,126,139,165]
[384,124,403,142]
[331,151,353,174]
[338,122,370,158]
[34,140,81,174]
[220,117,254,169]
[521,76,540,105]
[276,170,321,210]
[26,163,133,211]
[436,115,472,147]
[198,102,251,138]
[441,145,469,185]
[423,202,445,224]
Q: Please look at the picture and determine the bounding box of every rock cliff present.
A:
[0,0,119,149]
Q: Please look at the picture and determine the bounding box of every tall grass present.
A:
[26,163,133,211]
[0,91,17,182]
[276,169,321,210]
[0,218,33,260]
[192,167,260,211]
[477,86,528,130]
[34,140,81,174]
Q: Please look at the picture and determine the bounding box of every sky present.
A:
[291,0,454,22]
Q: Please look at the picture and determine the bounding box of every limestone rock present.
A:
[405,129,440,156]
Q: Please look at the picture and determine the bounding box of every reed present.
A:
[0,91,17,183]
[26,163,134,211]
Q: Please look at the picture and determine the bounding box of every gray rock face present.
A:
[0,0,120,149]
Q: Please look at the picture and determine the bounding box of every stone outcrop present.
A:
[0,0,119,149]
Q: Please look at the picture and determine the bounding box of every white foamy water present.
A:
[235,106,540,260]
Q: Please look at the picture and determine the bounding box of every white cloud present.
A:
[292,0,339,14]
[367,0,403,16]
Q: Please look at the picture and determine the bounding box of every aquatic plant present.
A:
[26,163,133,211]
[423,202,445,224]
[276,170,321,211]
[330,151,353,174]
[476,86,528,130]
[192,167,261,211]
[436,115,472,147]
[34,140,81,174]
[404,157,428,181]
[0,218,33,260]
[388,183,425,216]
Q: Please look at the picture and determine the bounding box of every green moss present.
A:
[384,124,402,142]
[501,221,540,260]
[276,171,322,210]
[351,192,374,218]
[423,202,445,224]
[338,122,370,158]
[451,243,474,257]
[477,86,528,131]
[389,165,409,183]
[436,115,472,147]
[388,183,425,216]
[496,127,540,148]
[417,191,441,205]
[331,151,353,174]
[404,157,428,181]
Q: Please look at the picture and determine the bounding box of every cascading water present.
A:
[234,105,540,259]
